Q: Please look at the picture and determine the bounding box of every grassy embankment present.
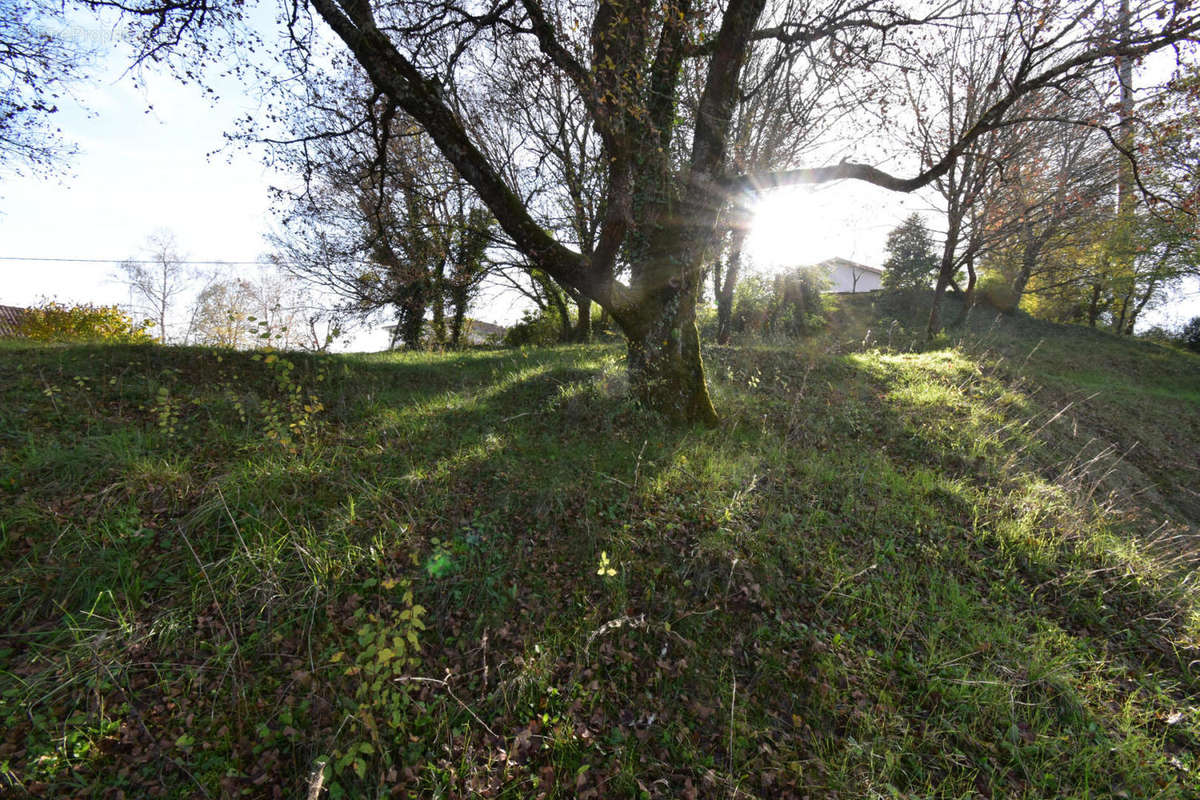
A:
[1,294,1198,798]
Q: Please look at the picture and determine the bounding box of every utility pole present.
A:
[1112,0,1137,334]
[1116,0,1135,213]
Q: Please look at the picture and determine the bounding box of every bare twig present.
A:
[584,614,647,658]
[305,759,327,800]
[819,563,878,607]
[394,673,499,739]
[481,629,489,691]
[727,671,737,791]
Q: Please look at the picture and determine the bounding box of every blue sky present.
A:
[1,28,275,301]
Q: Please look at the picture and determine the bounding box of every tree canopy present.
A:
[0,0,95,176]
[90,0,1200,421]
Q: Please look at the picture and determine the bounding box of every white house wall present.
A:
[826,265,883,293]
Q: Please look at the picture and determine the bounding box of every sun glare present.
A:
[745,189,844,270]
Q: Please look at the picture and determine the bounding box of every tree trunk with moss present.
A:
[396,283,427,349]
[928,210,962,336]
[429,260,447,348]
[572,295,591,342]
[624,286,717,425]
[448,283,468,348]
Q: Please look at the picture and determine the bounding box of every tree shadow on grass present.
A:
[184,346,694,628]
[3,339,1197,798]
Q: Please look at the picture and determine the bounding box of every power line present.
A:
[0,256,277,265]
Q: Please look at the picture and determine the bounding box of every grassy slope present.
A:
[1,296,1197,799]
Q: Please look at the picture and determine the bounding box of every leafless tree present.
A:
[118,229,191,343]
[986,110,1114,311]
[268,90,495,350]
[190,266,317,349]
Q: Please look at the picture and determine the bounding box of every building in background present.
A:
[0,305,29,337]
[381,318,508,349]
[817,258,884,293]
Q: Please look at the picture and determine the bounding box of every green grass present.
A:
[1,296,1198,798]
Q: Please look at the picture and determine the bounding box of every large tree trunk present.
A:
[928,213,961,336]
[625,290,718,426]
[618,199,723,425]
[572,296,591,342]
[716,229,745,345]
[1011,226,1042,312]
[448,285,468,348]
[430,268,446,348]
[612,0,762,424]
[398,289,427,349]
[308,0,765,426]
[1086,283,1103,327]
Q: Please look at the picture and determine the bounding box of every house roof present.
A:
[0,305,27,337]
[464,319,507,337]
[381,318,508,336]
[818,257,884,275]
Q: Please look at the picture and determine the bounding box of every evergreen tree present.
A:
[882,214,939,291]
[1182,316,1200,353]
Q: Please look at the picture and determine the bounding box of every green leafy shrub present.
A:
[730,273,774,336]
[16,301,155,343]
[250,350,327,450]
[325,577,426,796]
[767,265,826,335]
[975,274,1018,313]
[730,269,827,338]
[502,309,561,346]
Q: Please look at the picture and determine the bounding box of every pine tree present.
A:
[1182,316,1200,353]
[882,214,939,291]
